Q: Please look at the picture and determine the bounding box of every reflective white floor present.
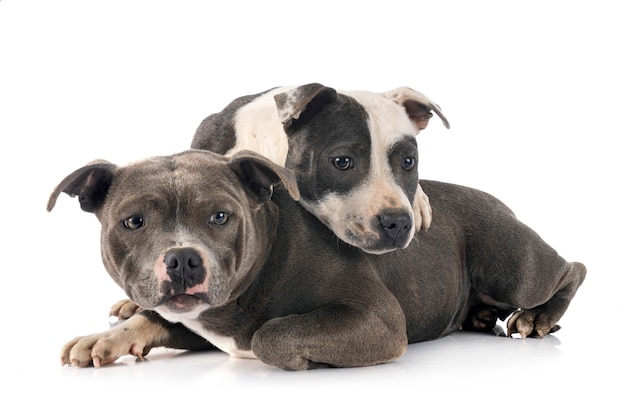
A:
[7,286,621,413]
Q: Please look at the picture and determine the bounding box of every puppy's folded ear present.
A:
[47,161,117,213]
[382,87,451,132]
[274,83,338,131]
[228,150,300,202]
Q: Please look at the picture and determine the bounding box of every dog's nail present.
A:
[130,344,145,360]
[93,356,101,368]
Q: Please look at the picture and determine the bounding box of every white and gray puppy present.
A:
[191,83,450,253]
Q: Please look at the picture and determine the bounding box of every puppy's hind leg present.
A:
[507,261,586,338]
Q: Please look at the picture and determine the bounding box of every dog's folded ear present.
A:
[382,87,451,132]
[228,150,300,202]
[47,160,117,213]
[274,83,338,131]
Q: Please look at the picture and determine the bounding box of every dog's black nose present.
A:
[164,248,205,289]
[378,212,412,247]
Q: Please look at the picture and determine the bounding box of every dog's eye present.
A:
[402,156,416,171]
[209,212,230,225]
[332,156,354,170]
[123,216,144,230]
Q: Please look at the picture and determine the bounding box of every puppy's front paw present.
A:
[109,298,143,321]
[413,184,432,232]
[506,309,561,338]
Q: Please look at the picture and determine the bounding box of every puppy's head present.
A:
[48,150,298,319]
[275,83,449,254]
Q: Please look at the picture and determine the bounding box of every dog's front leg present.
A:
[251,303,407,370]
[60,311,213,367]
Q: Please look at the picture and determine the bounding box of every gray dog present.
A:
[49,149,585,370]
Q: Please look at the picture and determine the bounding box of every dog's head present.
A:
[274,83,449,254]
[47,150,299,319]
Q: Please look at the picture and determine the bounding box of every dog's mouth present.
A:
[162,294,204,313]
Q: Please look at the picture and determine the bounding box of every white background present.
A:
[1,0,624,412]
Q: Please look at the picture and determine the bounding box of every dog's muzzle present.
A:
[164,248,205,291]
[158,247,210,313]
[377,211,413,249]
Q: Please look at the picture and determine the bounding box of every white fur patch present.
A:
[342,90,417,149]
[184,318,257,359]
[156,307,257,359]
[226,86,294,165]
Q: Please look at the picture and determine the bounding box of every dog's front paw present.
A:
[413,184,432,232]
[506,309,561,338]
[60,315,156,367]
[109,298,143,321]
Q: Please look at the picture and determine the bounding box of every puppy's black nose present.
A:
[378,212,412,247]
[164,248,205,289]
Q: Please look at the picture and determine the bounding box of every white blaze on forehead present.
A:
[226,86,294,165]
[342,90,416,207]
[342,90,416,176]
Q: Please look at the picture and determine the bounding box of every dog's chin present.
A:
[342,232,413,255]
[360,246,398,255]
[161,294,206,314]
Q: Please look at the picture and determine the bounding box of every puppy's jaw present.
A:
[301,182,415,254]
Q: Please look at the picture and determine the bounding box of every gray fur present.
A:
[50,150,585,370]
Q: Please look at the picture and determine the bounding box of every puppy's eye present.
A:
[123,216,144,230]
[209,212,230,225]
[332,156,354,170]
[402,156,416,171]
